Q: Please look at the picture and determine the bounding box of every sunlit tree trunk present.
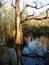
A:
[15,0,23,65]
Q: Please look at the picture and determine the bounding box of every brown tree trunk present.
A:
[15,0,23,65]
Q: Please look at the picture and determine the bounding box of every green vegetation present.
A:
[23,24,49,37]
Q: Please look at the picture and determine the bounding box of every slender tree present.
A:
[15,0,23,65]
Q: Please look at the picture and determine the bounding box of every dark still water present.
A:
[22,57,45,65]
[22,36,49,65]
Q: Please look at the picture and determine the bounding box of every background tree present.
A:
[0,1,15,44]
[15,0,23,65]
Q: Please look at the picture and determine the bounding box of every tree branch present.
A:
[26,3,49,9]
[20,5,28,15]
[26,2,37,8]
[21,12,49,24]
[11,3,16,9]
[20,2,49,16]
[20,2,37,15]
[20,2,49,24]
[11,1,49,23]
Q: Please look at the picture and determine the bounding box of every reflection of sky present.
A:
[23,40,47,56]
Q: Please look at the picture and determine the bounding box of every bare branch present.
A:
[37,4,49,9]
[20,2,49,16]
[11,3,16,9]
[20,5,27,15]
[20,2,49,24]
[26,2,37,8]
[21,12,49,24]
[26,4,49,9]
[20,2,37,15]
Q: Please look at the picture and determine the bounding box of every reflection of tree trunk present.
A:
[15,0,23,65]
[16,44,23,65]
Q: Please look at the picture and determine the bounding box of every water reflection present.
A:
[22,36,48,65]
[22,36,47,56]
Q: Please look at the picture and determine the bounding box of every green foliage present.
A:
[0,3,15,39]
[23,24,49,37]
